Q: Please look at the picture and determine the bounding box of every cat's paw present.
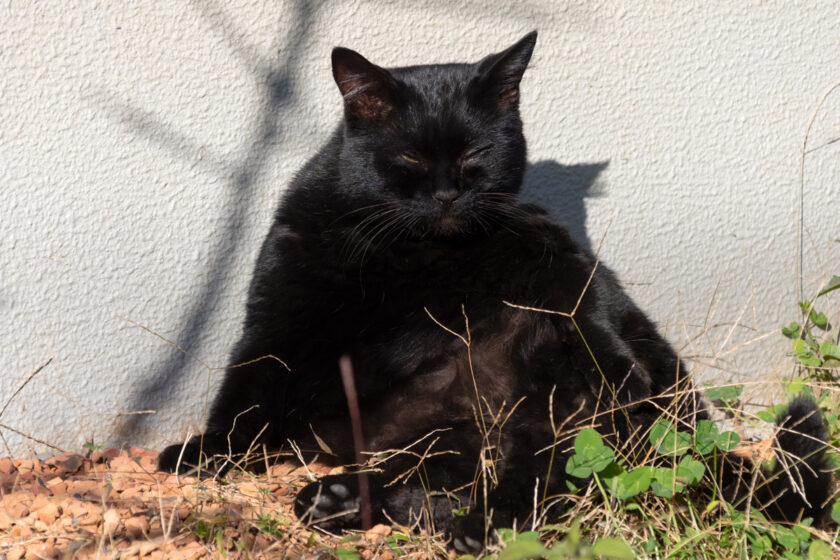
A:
[294,474,363,529]
[448,513,493,555]
[157,435,231,475]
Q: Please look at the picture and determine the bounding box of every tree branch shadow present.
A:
[112,0,321,442]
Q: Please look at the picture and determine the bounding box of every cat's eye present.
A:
[462,143,494,161]
[399,153,421,165]
[458,144,492,181]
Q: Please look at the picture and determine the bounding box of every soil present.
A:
[0,447,401,560]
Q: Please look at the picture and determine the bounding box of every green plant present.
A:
[488,526,634,560]
[563,417,741,503]
[530,407,833,559]
[782,275,840,379]
[192,518,225,551]
[780,274,840,455]
[255,512,287,539]
[82,440,104,453]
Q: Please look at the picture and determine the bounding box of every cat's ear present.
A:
[332,47,398,122]
[471,31,537,109]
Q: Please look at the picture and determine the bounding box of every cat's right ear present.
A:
[332,48,398,122]
[471,31,537,110]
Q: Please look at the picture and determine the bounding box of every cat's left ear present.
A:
[471,31,537,109]
[332,47,399,122]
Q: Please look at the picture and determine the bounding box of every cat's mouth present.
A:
[432,213,479,237]
[438,215,460,231]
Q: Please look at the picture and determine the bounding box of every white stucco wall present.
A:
[1,1,838,456]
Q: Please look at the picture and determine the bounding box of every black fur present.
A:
[719,397,832,523]
[159,32,831,543]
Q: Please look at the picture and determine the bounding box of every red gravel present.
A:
[0,447,393,559]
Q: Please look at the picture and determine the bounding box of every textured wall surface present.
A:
[1,1,838,455]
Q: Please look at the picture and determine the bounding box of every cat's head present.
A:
[331,32,537,239]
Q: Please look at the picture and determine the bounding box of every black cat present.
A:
[159,32,831,550]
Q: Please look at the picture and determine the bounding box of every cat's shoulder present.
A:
[504,203,588,254]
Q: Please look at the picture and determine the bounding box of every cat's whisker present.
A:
[388,215,421,247]
[385,210,420,244]
[344,205,402,238]
[341,207,405,264]
[353,210,413,269]
[478,198,532,219]
[328,201,401,228]
[469,210,493,237]
[368,210,415,251]
[481,191,519,200]
[475,200,527,237]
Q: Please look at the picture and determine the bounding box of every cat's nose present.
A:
[432,189,461,207]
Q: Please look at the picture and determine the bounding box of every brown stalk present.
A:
[339,354,372,530]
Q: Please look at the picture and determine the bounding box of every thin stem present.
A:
[338,355,372,530]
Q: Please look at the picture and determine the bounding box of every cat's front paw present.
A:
[294,474,364,529]
[449,512,494,555]
[157,434,231,475]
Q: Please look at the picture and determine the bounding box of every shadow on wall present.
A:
[521,160,609,253]
[112,0,322,442]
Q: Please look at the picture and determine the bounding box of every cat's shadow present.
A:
[520,160,609,253]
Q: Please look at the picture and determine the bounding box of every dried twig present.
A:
[339,355,372,530]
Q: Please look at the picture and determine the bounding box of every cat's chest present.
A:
[341,299,567,453]
[354,249,542,304]
[333,235,566,376]
[348,295,551,391]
